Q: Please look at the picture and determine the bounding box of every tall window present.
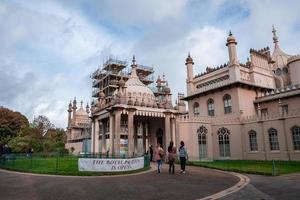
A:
[207,98,215,116]
[193,102,200,116]
[268,128,279,151]
[249,130,258,151]
[197,126,207,159]
[218,127,230,157]
[223,94,232,114]
[292,126,300,150]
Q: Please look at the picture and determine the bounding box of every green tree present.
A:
[0,107,29,151]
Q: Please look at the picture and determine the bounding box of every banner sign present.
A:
[78,157,144,172]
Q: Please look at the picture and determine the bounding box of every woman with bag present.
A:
[167,141,177,174]
[155,143,164,173]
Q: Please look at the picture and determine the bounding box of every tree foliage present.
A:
[0,107,29,139]
[0,108,67,154]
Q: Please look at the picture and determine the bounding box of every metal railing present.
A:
[0,153,150,174]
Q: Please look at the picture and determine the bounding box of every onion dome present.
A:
[119,77,125,87]
[271,25,291,68]
[152,102,158,108]
[134,98,140,106]
[128,96,133,105]
[226,31,237,46]
[141,98,146,107]
[164,85,171,94]
[68,101,72,112]
[125,56,156,105]
[185,52,194,65]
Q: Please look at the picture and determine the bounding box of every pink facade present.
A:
[178,26,300,161]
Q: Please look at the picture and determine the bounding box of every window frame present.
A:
[223,94,232,114]
[248,130,258,152]
[193,102,200,117]
[207,98,215,116]
[291,126,300,151]
[197,126,208,159]
[268,128,280,151]
[218,127,231,157]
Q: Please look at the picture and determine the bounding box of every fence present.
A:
[0,153,150,175]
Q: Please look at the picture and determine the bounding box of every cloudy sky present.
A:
[0,0,299,128]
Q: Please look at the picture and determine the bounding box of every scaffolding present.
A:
[91,56,155,102]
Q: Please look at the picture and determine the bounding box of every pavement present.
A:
[0,163,239,200]
[221,173,300,200]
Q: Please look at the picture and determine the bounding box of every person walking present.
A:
[179,141,188,174]
[149,145,153,161]
[155,143,164,173]
[167,141,176,174]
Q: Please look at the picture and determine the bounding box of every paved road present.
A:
[0,164,239,200]
[221,173,300,200]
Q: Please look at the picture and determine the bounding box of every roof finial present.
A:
[272,25,279,44]
[80,100,83,108]
[229,30,232,36]
[132,55,136,66]
[188,52,191,58]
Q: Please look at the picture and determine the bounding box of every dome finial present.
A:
[229,30,232,36]
[272,25,279,44]
[132,55,136,66]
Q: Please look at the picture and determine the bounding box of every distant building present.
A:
[65,100,91,154]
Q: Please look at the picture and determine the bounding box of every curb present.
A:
[0,166,156,179]
[198,171,250,200]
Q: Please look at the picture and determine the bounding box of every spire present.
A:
[229,30,232,36]
[185,52,194,65]
[86,103,90,114]
[80,100,83,108]
[272,25,279,44]
[72,97,77,109]
[130,55,138,78]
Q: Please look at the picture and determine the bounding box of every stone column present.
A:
[109,114,115,156]
[115,111,121,157]
[91,119,95,153]
[145,122,149,152]
[164,113,171,150]
[142,122,147,154]
[134,122,138,154]
[94,120,99,153]
[127,111,134,157]
[101,121,106,154]
[171,118,176,143]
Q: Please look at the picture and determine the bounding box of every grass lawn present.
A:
[0,156,150,176]
[188,160,300,176]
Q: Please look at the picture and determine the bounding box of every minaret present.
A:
[67,100,72,129]
[131,55,138,77]
[185,53,195,95]
[72,97,77,125]
[86,102,90,114]
[226,31,240,81]
[226,31,238,66]
[272,25,279,46]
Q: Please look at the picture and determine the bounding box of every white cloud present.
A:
[1,0,300,128]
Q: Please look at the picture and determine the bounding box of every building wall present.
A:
[177,109,300,161]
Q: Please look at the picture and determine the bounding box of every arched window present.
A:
[207,98,215,116]
[193,102,200,116]
[218,127,230,157]
[291,126,300,150]
[223,94,232,114]
[268,128,279,151]
[249,130,258,151]
[197,126,207,159]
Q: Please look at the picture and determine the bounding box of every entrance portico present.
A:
[91,105,178,157]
